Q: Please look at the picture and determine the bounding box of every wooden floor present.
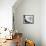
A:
[0,39,16,46]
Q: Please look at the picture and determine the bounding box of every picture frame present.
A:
[23,15,34,24]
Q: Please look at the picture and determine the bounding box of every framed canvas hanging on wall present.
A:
[23,15,34,24]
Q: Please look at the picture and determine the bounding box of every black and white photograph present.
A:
[23,15,34,24]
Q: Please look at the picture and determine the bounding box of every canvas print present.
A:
[23,15,34,24]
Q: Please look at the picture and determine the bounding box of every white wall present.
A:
[13,0,41,46]
[41,0,46,46]
[0,0,16,29]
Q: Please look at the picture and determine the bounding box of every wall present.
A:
[13,0,41,46]
[0,0,16,30]
[41,0,46,46]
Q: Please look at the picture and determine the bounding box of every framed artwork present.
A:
[23,15,34,24]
